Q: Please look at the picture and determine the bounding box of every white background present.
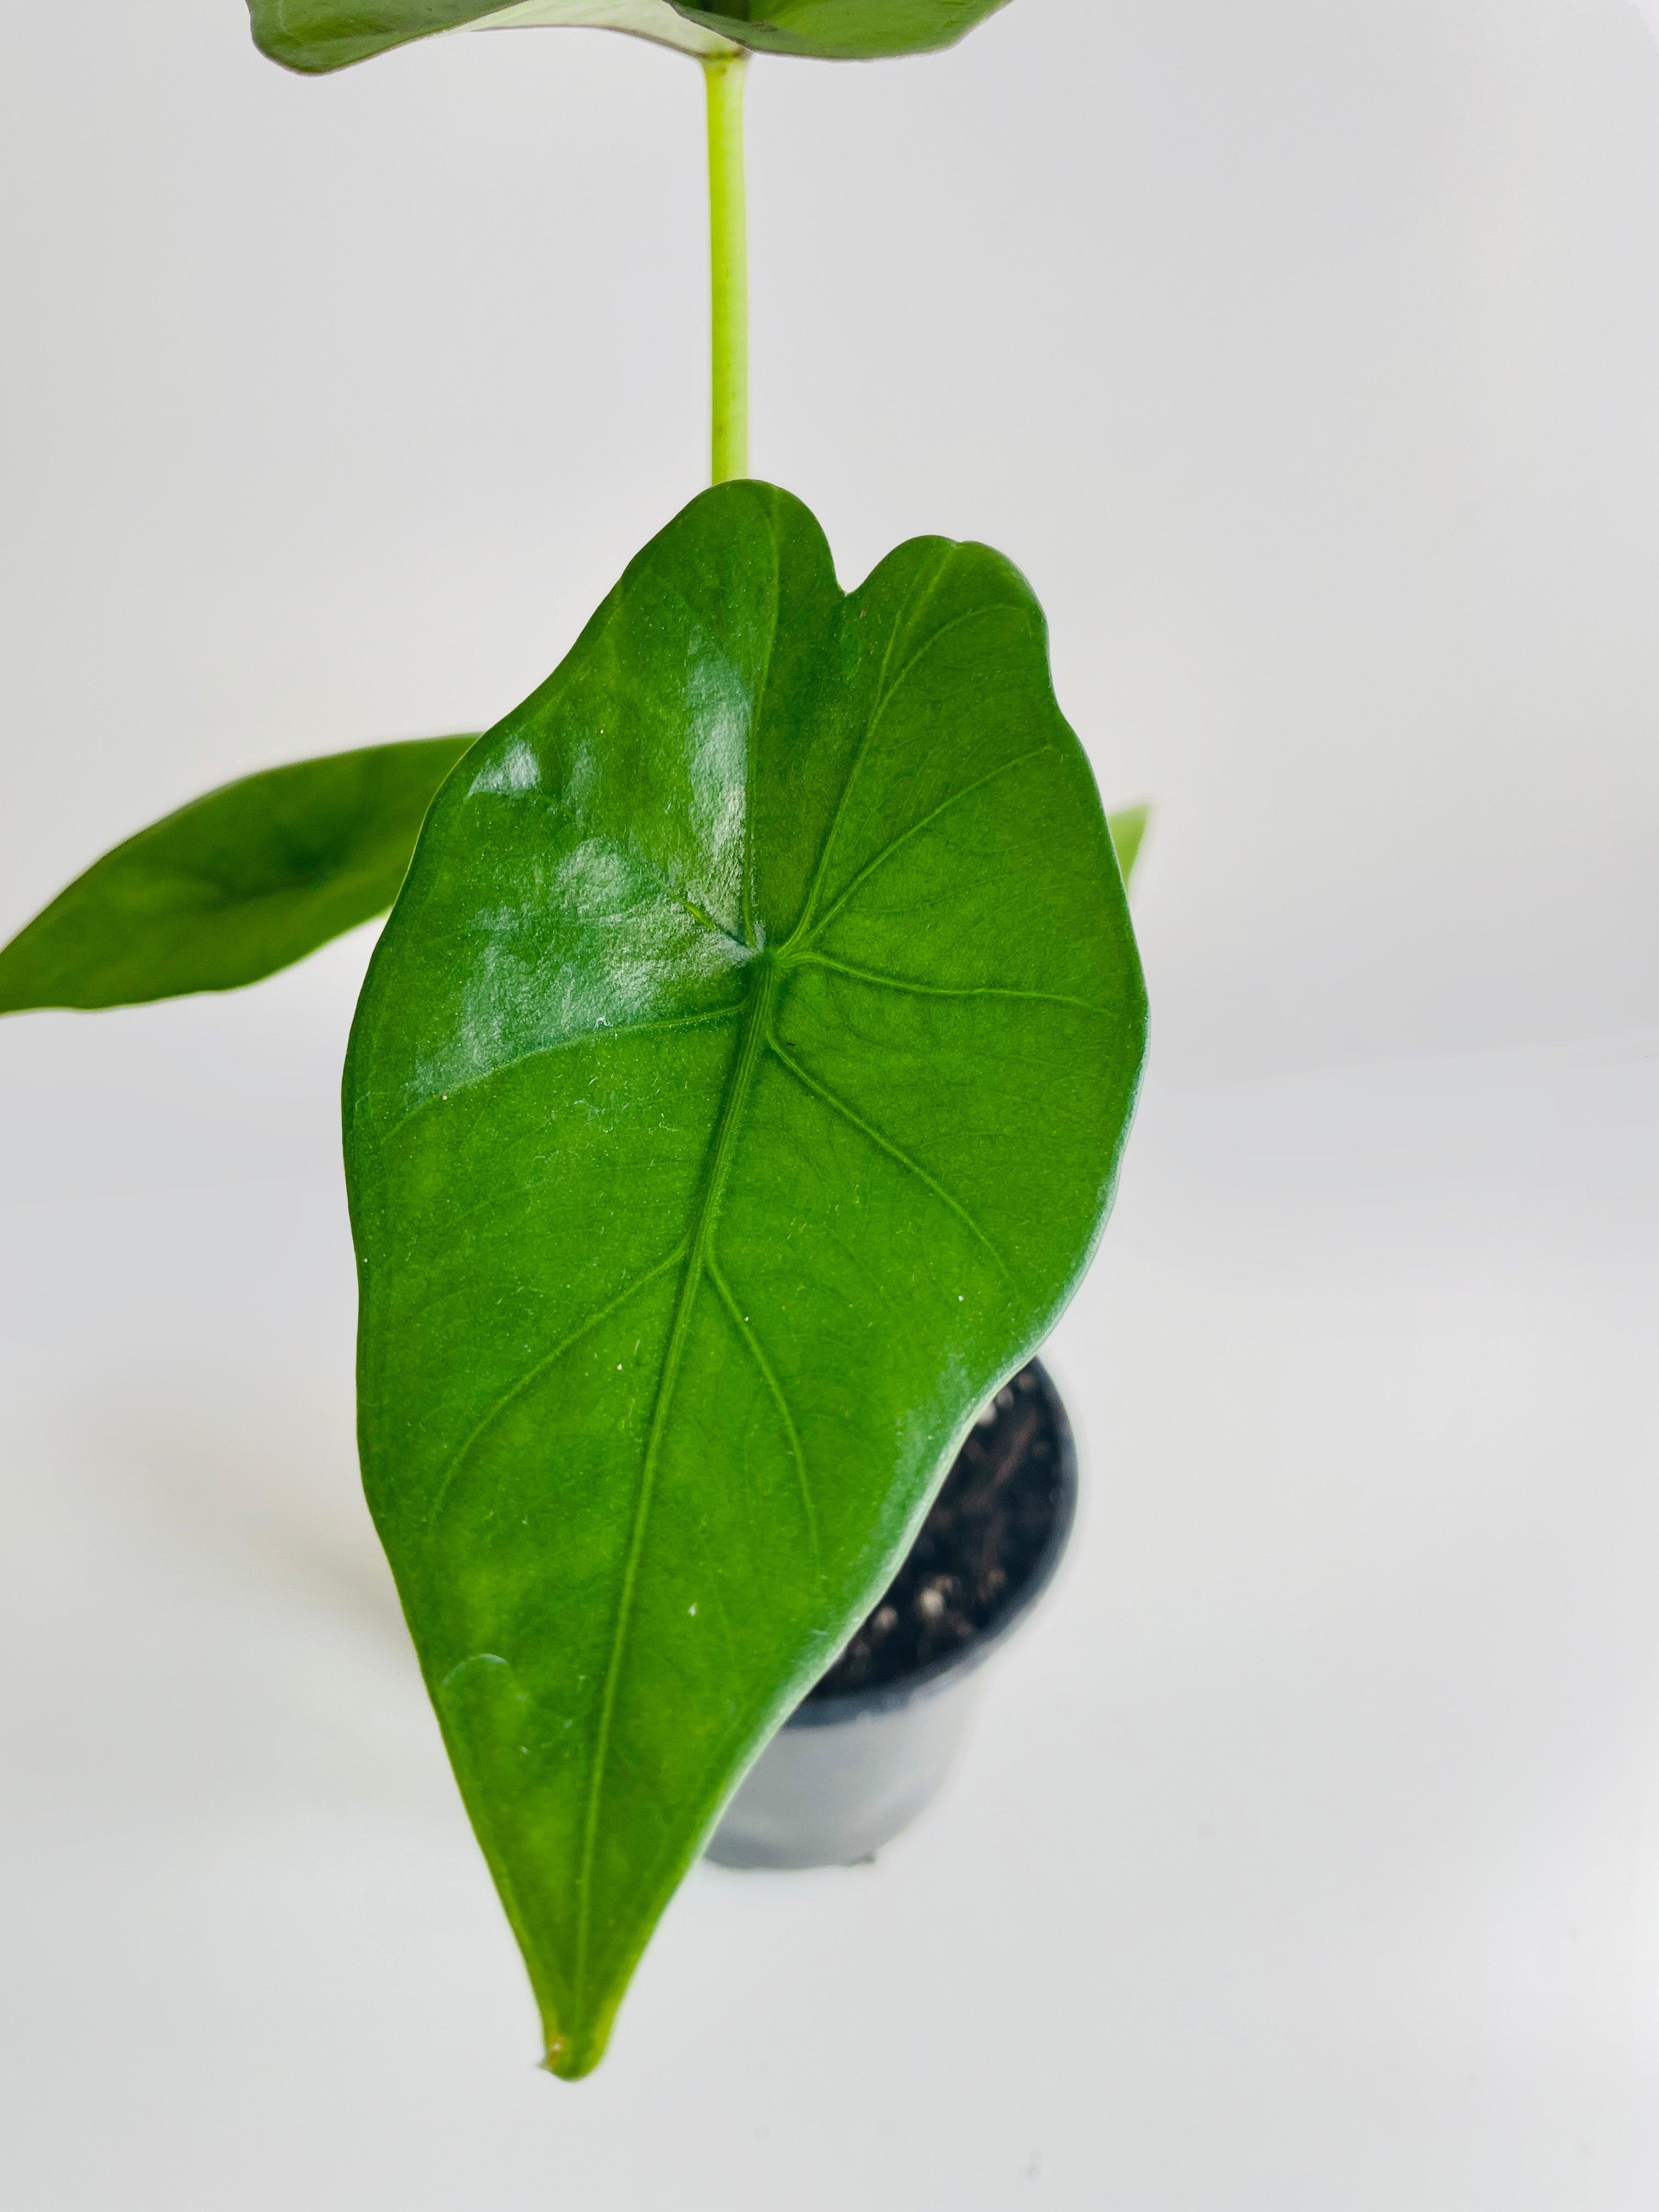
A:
[2,1,1658,2204]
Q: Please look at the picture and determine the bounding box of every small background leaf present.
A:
[345,483,1144,2076]
[1108,802,1150,887]
[0,735,476,1015]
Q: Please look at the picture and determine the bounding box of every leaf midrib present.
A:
[570,953,780,2013]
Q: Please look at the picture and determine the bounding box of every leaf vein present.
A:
[803,743,1054,948]
[765,1032,1012,1282]
[383,1003,744,1142]
[792,544,958,940]
[707,1251,822,1576]
[419,1240,689,1545]
[795,952,1110,1014]
[573,964,777,2008]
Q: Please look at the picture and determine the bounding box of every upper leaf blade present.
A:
[343,483,1144,2077]
[667,0,1010,61]
[0,735,476,1015]
[246,0,733,72]
[244,0,1004,70]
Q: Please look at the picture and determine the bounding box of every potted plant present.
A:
[0,0,1148,2079]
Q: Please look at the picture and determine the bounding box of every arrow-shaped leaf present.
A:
[343,482,1144,2076]
[0,735,476,1015]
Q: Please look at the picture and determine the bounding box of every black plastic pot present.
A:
[707,1359,1078,1870]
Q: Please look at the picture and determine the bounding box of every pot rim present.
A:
[784,1356,1078,1730]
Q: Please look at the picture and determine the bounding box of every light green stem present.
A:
[703,52,749,484]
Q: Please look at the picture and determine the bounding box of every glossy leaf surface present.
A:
[343,482,1144,2076]
[245,0,1005,71]
[0,736,476,1015]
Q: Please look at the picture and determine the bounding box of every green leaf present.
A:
[1107,802,1150,887]
[343,481,1144,2077]
[247,0,733,72]
[244,0,1006,72]
[0,736,477,1015]
[668,0,1011,61]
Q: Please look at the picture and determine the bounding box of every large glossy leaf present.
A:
[245,0,1006,71]
[343,480,1144,2076]
[0,736,476,1015]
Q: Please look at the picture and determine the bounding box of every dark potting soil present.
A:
[805,1363,1063,1702]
